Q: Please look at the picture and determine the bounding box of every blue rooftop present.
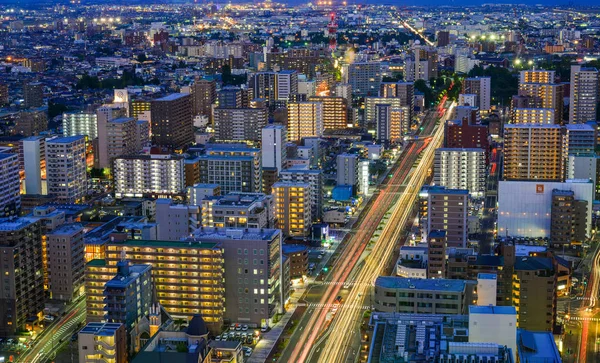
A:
[517,329,561,363]
[47,135,84,143]
[282,244,308,254]
[477,273,497,280]
[469,305,516,315]
[332,185,353,201]
[375,276,467,293]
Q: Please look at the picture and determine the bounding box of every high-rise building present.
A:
[199,145,262,194]
[217,86,243,108]
[427,230,447,279]
[23,81,44,108]
[276,70,299,101]
[0,153,21,217]
[63,111,98,139]
[444,119,489,150]
[345,62,382,97]
[0,83,8,106]
[104,258,152,332]
[364,97,404,125]
[47,224,85,301]
[22,136,46,195]
[550,189,587,245]
[46,136,88,203]
[250,70,298,104]
[503,124,564,181]
[458,94,478,107]
[287,102,323,142]
[564,123,597,156]
[105,117,142,161]
[151,93,193,150]
[96,105,128,169]
[280,168,323,221]
[405,46,438,82]
[511,108,555,124]
[273,182,312,236]
[213,107,267,142]
[0,218,45,336]
[518,83,564,122]
[201,192,275,229]
[14,108,48,136]
[375,104,409,144]
[569,66,599,123]
[191,78,216,117]
[437,31,450,47]
[512,257,557,331]
[379,82,414,113]
[78,322,127,363]
[113,154,185,199]
[434,148,486,198]
[262,125,287,172]
[419,186,468,248]
[307,96,348,130]
[131,99,152,119]
[463,77,491,111]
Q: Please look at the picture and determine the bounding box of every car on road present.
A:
[261,325,268,332]
[44,315,55,322]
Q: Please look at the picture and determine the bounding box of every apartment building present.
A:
[112,154,185,199]
[434,148,486,198]
[46,136,88,203]
[272,182,312,237]
[47,223,85,301]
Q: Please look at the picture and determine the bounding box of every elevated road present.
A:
[285,102,455,363]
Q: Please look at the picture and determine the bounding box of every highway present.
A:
[18,298,86,363]
[285,102,454,363]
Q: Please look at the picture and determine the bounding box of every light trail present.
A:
[318,103,454,363]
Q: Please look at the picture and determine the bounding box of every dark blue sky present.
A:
[3,0,587,5]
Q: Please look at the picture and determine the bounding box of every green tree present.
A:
[414,79,434,108]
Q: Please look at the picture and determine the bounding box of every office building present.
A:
[0,153,20,217]
[188,228,285,328]
[513,257,557,331]
[373,276,475,315]
[96,239,225,331]
[287,102,323,142]
[569,66,599,123]
[262,125,287,172]
[503,124,564,181]
[276,70,299,101]
[419,186,468,248]
[191,78,216,117]
[14,108,48,136]
[155,199,201,241]
[282,245,309,279]
[445,119,490,150]
[564,123,596,156]
[198,145,262,194]
[151,93,193,150]
[280,168,323,221]
[78,322,127,363]
[437,31,450,46]
[130,99,151,119]
[463,77,491,111]
[434,148,486,198]
[498,179,594,239]
[511,108,555,124]
[23,81,44,108]
[0,218,45,336]
[63,111,98,139]
[47,224,85,301]
[213,107,267,142]
[367,313,514,363]
[113,154,185,199]
[104,258,153,332]
[46,136,87,203]
[307,96,348,130]
[427,230,447,279]
[405,47,438,83]
[468,306,517,362]
[273,182,312,236]
[217,86,243,109]
[22,136,46,195]
[550,189,588,245]
[96,105,127,169]
[345,62,382,97]
[249,70,298,103]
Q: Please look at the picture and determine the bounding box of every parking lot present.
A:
[215,324,266,357]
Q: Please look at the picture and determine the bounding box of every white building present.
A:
[358,160,370,195]
[476,273,497,306]
[337,153,358,187]
[497,179,594,238]
[0,153,20,217]
[113,154,185,198]
[434,148,486,198]
[463,77,491,111]
[276,70,298,101]
[62,112,98,139]
[46,136,87,203]
[567,155,598,183]
[468,305,517,362]
[458,93,478,107]
[22,136,46,195]
[155,198,201,241]
[262,125,287,172]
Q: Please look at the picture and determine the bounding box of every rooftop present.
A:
[155,93,188,101]
[190,227,280,242]
[477,273,497,280]
[517,329,560,363]
[469,305,516,315]
[47,135,85,143]
[108,239,220,250]
[80,322,123,336]
[375,276,467,292]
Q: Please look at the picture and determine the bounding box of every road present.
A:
[579,241,600,362]
[282,102,454,363]
[18,298,86,363]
